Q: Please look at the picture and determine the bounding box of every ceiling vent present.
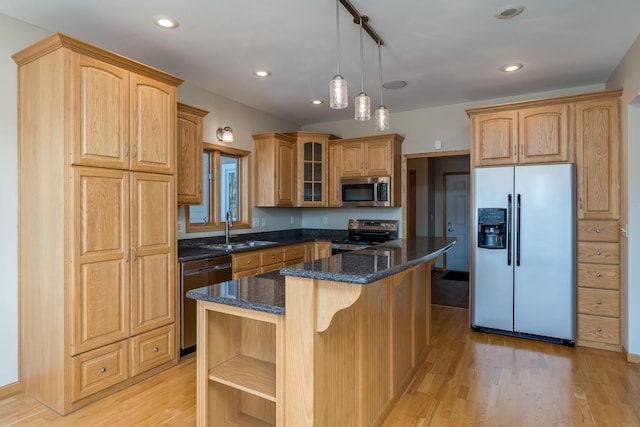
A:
[494,5,524,19]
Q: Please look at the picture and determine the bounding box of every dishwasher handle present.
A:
[183,262,232,276]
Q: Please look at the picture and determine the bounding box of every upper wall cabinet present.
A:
[576,97,620,220]
[285,131,338,207]
[253,132,297,207]
[469,104,570,167]
[177,103,209,204]
[73,54,176,174]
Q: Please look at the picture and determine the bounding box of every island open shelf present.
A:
[196,301,285,426]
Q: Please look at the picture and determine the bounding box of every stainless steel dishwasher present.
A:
[180,255,232,356]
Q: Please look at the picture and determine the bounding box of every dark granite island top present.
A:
[186,236,455,314]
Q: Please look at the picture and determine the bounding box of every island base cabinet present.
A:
[196,301,284,426]
[285,261,434,426]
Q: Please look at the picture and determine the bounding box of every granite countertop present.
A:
[186,236,456,315]
[177,229,344,262]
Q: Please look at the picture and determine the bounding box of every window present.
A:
[186,143,250,232]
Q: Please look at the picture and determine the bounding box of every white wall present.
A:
[0,14,48,388]
[607,34,640,357]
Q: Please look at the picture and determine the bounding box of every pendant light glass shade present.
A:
[330,75,348,109]
[375,105,389,131]
[355,17,370,121]
[375,41,389,131]
[355,92,371,121]
[329,0,348,109]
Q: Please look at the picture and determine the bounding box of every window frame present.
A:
[185,142,251,233]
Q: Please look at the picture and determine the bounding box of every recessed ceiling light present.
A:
[494,5,524,19]
[382,80,407,90]
[153,15,179,29]
[311,99,324,105]
[255,70,271,77]
[500,63,523,72]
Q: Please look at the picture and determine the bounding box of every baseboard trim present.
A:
[0,381,22,400]
[622,345,640,363]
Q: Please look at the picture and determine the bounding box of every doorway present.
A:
[444,173,470,272]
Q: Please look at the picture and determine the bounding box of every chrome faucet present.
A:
[225,211,233,244]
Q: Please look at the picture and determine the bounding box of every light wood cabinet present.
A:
[331,133,404,206]
[576,97,620,220]
[253,132,297,207]
[328,143,342,207]
[469,104,570,166]
[14,33,182,414]
[285,131,338,207]
[177,103,208,204]
[73,55,176,174]
[577,219,621,351]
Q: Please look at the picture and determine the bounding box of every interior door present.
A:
[444,173,470,271]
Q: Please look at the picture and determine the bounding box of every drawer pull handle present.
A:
[271,255,275,259]
[247,261,252,264]
[100,367,107,373]
[596,300,602,305]
[596,327,602,333]
[596,273,602,278]
[595,228,601,233]
[596,251,602,256]
[154,347,159,352]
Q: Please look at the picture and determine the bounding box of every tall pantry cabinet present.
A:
[13,33,183,414]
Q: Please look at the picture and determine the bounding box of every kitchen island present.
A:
[187,237,455,426]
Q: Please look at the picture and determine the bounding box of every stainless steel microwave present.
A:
[341,176,391,207]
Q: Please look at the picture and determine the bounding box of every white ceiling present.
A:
[2,0,640,126]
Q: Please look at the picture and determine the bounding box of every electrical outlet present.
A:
[252,218,260,227]
[261,218,266,227]
[290,216,294,225]
[322,216,328,225]
[435,139,442,150]
[177,221,183,233]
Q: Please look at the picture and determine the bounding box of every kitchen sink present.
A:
[199,240,278,251]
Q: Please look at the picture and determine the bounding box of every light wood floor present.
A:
[2,305,640,426]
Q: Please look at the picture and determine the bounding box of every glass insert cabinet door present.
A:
[303,141,323,202]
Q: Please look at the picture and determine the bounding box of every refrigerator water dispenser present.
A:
[477,208,507,249]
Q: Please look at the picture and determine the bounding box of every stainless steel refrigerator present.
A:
[471,163,575,344]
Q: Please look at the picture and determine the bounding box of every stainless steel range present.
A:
[331,219,399,254]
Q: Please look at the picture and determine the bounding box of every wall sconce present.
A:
[216,127,234,143]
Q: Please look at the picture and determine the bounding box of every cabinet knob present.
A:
[247,260,252,265]
[154,347,159,352]
[271,255,275,259]
[596,327,602,333]
[596,251,602,256]
[100,367,107,373]
[595,228,601,233]
[596,273,602,278]
[596,300,602,305]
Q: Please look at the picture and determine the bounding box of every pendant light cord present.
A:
[378,40,383,105]
[359,18,365,93]
[336,0,341,76]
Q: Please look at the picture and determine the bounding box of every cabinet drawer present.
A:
[577,242,620,265]
[577,263,620,290]
[577,288,620,317]
[130,324,175,377]
[578,314,620,345]
[233,252,262,272]
[577,220,619,242]
[261,248,283,267]
[283,244,306,262]
[72,340,128,401]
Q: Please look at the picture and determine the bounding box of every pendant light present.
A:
[329,0,347,109]
[375,40,389,131]
[354,17,371,121]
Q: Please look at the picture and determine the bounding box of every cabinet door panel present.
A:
[130,173,175,335]
[277,140,295,206]
[366,141,392,175]
[328,144,342,206]
[472,112,518,166]
[341,143,364,177]
[130,74,175,174]
[519,105,569,164]
[73,167,130,354]
[73,54,129,169]
[576,98,620,219]
[177,109,203,204]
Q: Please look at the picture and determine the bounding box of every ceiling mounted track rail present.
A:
[338,0,384,46]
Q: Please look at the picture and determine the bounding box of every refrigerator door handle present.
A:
[516,194,521,266]
[507,194,512,266]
